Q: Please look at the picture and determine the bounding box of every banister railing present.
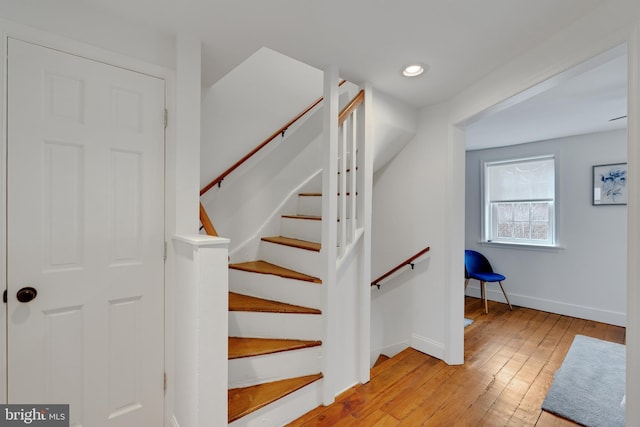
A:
[199,80,356,237]
[200,80,347,197]
[371,247,431,288]
[199,202,218,236]
[338,90,364,126]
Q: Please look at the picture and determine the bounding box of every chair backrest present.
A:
[464,250,494,275]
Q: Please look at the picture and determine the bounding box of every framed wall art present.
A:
[592,163,627,205]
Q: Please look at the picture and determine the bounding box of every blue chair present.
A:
[464,250,513,314]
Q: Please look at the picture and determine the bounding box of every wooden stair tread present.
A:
[282,214,321,221]
[228,373,323,423]
[229,292,321,315]
[229,260,321,283]
[229,337,321,359]
[261,236,321,252]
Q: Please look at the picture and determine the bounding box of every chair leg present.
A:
[498,281,513,310]
[481,281,488,314]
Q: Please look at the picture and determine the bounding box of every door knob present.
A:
[16,287,38,303]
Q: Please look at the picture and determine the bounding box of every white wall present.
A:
[371,89,418,172]
[200,48,323,189]
[442,1,639,422]
[371,105,450,359]
[0,3,175,71]
[465,129,627,325]
[202,110,324,257]
[371,1,640,371]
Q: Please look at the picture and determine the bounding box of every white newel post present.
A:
[172,235,229,427]
[321,66,339,404]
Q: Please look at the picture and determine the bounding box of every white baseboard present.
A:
[377,341,410,359]
[465,286,626,326]
[410,333,445,360]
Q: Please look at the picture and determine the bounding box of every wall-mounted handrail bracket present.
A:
[218,179,223,188]
[371,246,430,288]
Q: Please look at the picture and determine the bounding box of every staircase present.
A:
[227,190,326,425]
[197,67,372,424]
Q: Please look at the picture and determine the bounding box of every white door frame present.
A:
[445,21,640,426]
[0,20,177,425]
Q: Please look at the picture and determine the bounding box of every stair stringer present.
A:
[223,83,373,424]
[226,171,327,425]
[229,170,322,263]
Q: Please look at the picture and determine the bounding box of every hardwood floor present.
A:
[287,297,626,426]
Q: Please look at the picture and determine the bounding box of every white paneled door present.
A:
[7,39,165,427]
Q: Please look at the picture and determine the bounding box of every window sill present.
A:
[478,241,565,252]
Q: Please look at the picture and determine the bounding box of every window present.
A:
[484,156,556,246]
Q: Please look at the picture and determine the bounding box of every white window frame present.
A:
[483,155,557,247]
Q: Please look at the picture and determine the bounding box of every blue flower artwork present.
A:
[593,163,627,205]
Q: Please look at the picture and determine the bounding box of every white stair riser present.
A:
[228,379,323,427]
[296,195,356,218]
[280,217,321,243]
[229,312,322,340]
[228,346,322,388]
[280,217,353,244]
[297,195,322,217]
[258,241,321,278]
[229,269,322,310]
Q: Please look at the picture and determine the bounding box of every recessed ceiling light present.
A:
[403,64,426,77]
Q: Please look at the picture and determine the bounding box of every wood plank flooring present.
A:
[287,297,626,426]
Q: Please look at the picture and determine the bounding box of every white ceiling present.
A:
[0,0,630,149]
[465,46,628,150]
[1,0,607,108]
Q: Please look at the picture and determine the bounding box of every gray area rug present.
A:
[542,334,625,427]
